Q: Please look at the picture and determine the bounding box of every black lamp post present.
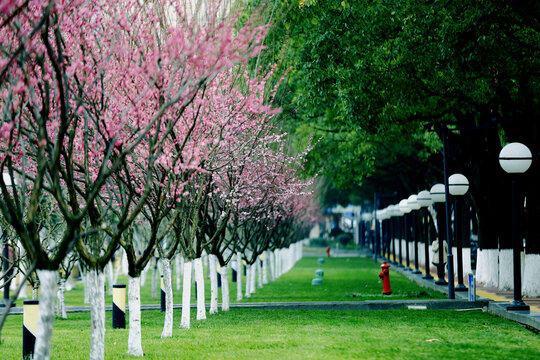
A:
[499,142,532,311]
[417,190,434,279]
[448,173,469,291]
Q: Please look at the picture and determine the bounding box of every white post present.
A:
[194,257,206,320]
[34,270,57,360]
[127,276,143,356]
[180,261,192,329]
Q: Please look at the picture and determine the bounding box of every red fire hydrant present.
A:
[378,261,392,295]
[326,246,331,257]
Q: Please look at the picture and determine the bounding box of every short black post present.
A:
[232,267,237,283]
[112,284,126,329]
[23,300,39,359]
[160,275,165,312]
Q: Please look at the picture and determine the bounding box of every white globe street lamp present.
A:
[499,142,533,310]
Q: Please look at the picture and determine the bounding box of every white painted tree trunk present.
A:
[56,278,67,319]
[244,264,251,298]
[83,271,90,304]
[107,261,114,296]
[175,254,184,291]
[121,250,128,275]
[268,251,275,283]
[221,264,230,311]
[523,253,540,297]
[140,262,149,287]
[34,270,57,360]
[151,259,158,300]
[476,249,499,287]
[209,254,218,315]
[194,257,206,320]
[236,252,243,301]
[257,258,263,289]
[250,263,256,294]
[262,252,268,285]
[89,269,106,360]
[498,249,514,290]
[180,261,192,329]
[127,276,143,357]
[160,259,174,338]
[19,260,27,299]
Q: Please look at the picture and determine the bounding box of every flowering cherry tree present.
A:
[0,0,267,358]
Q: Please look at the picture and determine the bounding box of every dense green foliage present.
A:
[250,0,540,251]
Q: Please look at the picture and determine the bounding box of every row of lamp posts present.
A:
[365,142,532,306]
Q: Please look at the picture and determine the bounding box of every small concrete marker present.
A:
[408,305,427,310]
[312,278,323,285]
[315,269,324,277]
[317,258,325,264]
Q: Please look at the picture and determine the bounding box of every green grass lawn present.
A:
[58,255,445,307]
[53,253,445,306]
[1,309,538,359]
[1,253,539,359]
[240,256,446,302]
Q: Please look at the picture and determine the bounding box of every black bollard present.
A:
[23,300,39,359]
[232,268,237,283]
[112,284,126,329]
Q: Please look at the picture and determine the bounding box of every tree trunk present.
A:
[194,258,206,320]
[249,263,256,294]
[209,255,218,314]
[220,264,229,311]
[257,258,263,289]
[175,254,184,291]
[244,264,251,298]
[34,269,57,360]
[151,258,158,300]
[89,269,106,360]
[180,261,192,329]
[268,251,274,283]
[127,276,143,357]
[83,270,90,304]
[236,252,242,301]
[56,278,67,319]
[262,252,268,285]
[107,261,114,296]
[160,258,174,338]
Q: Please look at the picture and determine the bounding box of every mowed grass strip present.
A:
[1,309,539,359]
[239,256,446,302]
[59,255,444,307]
